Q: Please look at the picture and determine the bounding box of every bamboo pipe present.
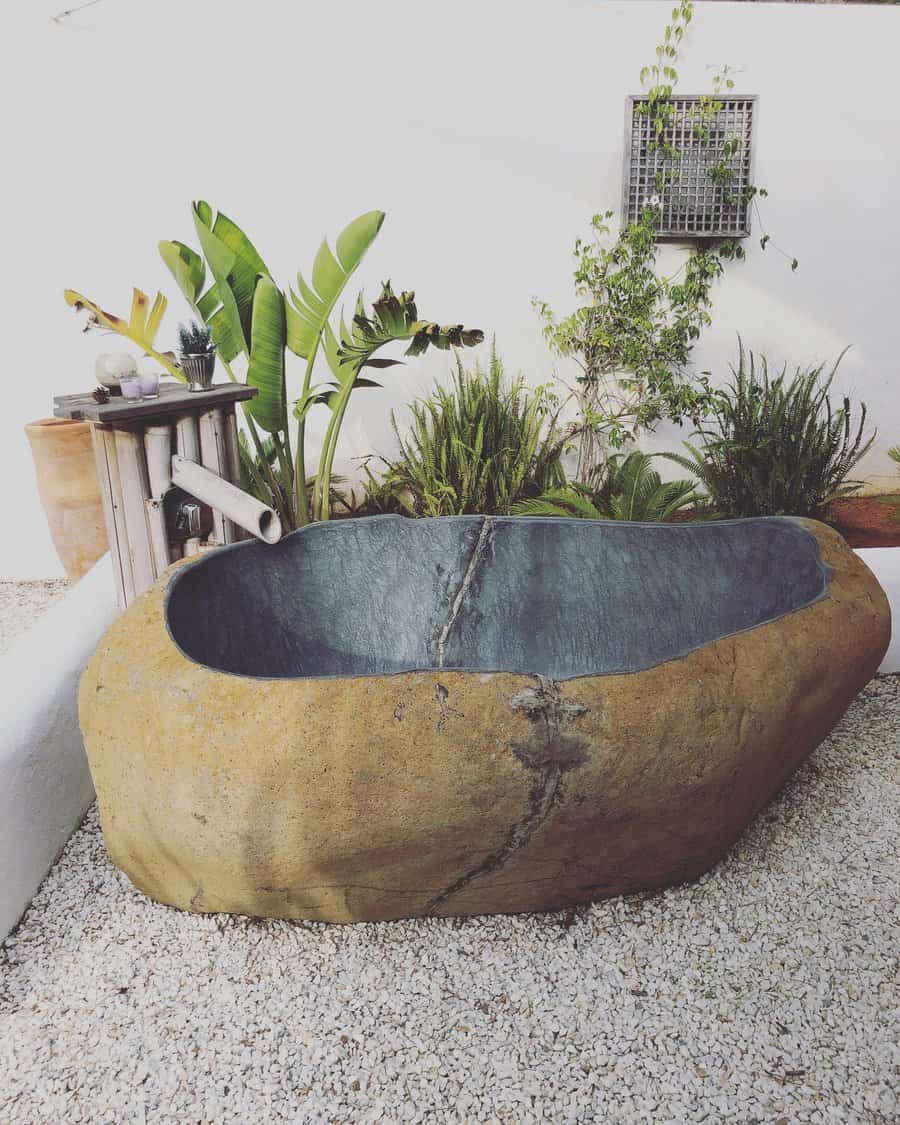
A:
[198,407,231,544]
[222,406,247,541]
[144,425,173,500]
[113,428,155,596]
[145,497,171,577]
[175,413,201,462]
[170,456,282,545]
[90,424,132,609]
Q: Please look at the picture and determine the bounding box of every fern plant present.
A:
[237,431,354,516]
[665,344,874,520]
[513,450,699,521]
[370,346,569,517]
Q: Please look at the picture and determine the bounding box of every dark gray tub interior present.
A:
[164,516,829,680]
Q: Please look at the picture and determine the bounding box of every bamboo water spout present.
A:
[171,456,282,545]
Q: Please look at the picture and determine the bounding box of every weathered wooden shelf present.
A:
[52,382,262,609]
[53,383,257,424]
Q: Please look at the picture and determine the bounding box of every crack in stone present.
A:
[434,516,494,669]
[424,763,563,915]
[436,682,465,732]
[424,675,590,915]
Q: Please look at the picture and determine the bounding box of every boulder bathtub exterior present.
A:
[79,515,890,922]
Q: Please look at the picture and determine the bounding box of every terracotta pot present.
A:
[25,418,108,580]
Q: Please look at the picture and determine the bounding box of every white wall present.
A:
[2,0,899,576]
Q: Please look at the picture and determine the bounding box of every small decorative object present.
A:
[119,372,143,402]
[178,321,216,393]
[137,356,165,400]
[138,370,160,399]
[92,386,110,404]
[94,351,138,394]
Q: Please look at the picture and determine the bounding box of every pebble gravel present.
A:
[1,677,897,1124]
[0,579,69,656]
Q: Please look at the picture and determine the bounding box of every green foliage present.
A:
[534,208,723,473]
[237,432,352,517]
[535,0,800,486]
[889,446,900,469]
[665,344,875,520]
[513,451,699,523]
[162,205,293,530]
[309,283,484,520]
[368,345,566,517]
[636,7,794,267]
[637,0,694,158]
[177,320,215,356]
[162,206,482,528]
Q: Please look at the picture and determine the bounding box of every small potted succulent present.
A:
[178,321,217,392]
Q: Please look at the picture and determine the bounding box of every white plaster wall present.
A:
[2,0,899,576]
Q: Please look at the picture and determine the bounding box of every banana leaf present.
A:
[245,276,286,434]
[158,240,205,306]
[191,204,247,362]
[285,210,385,360]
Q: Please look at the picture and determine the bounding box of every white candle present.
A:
[139,371,160,398]
[120,374,142,401]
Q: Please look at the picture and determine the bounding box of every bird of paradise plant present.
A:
[158,204,483,526]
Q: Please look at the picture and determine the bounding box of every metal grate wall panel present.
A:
[623,95,757,239]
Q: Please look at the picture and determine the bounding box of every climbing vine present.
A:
[639,3,795,266]
[536,0,797,481]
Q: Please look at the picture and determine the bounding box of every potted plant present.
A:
[177,321,216,392]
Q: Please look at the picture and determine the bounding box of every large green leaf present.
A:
[189,203,274,362]
[336,282,484,371]
[160,235,244,363]
[192,204,246,359]
[158,240,206,306]
[245,276,286,433]
[208,208,271,342]
[285,210,385,359]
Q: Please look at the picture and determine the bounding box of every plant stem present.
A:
[295,436,310,526]
[241,444,269,501]
[315,374,358,521]
[219,354,291,529]
[294,348,321,526]
[272,433,294,524]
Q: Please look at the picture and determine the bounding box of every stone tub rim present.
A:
[162,513,833,683]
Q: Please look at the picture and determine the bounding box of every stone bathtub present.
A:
[80,515,889,922]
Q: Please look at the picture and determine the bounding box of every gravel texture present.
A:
[0,579,70,656]
[1,677,898,1124]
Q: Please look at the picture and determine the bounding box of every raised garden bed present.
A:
[827,494,900,548]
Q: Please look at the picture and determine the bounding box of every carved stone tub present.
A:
[80,515,889,922]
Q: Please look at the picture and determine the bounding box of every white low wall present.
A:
[0,556,118,941]
[856,548,900,674]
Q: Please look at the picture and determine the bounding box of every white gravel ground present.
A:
[0,579,69,656]
[1,677,898,1124]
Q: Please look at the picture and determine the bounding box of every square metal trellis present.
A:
[622,95,757,240]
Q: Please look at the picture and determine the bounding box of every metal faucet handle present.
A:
[174,501,202,536]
